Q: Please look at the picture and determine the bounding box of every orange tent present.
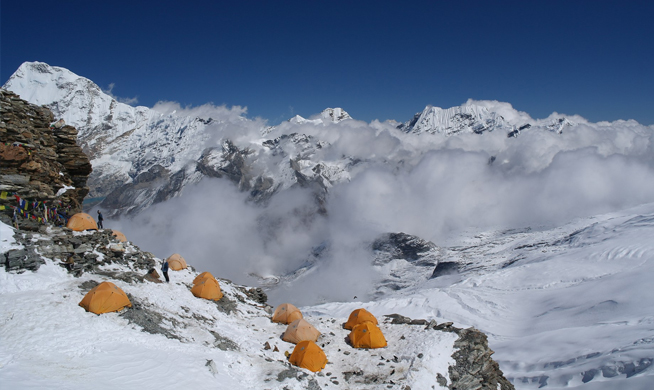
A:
[193,271,215,285]
[289,340,327,372]
[282,318,321,344]
[79,281,132,314]
[191,278,224,301]
[111,230,127,242]
[349,321,387,349]
[66,213,98,231]
[344,308,378,330]
[272,303,303,324]
[166,253,187,270]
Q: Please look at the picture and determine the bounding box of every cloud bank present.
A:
[114,106,654,306]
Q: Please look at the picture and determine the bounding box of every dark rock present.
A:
[277,367,300,382]
[448,327,515,390]
[210,331,239,351]
[436,373,447,387]
[430,261,459,279]
[214,294,237,314]
[435,322,454,330]
[246,287,268,304]
[4,247,44,271]
[119,295,180,340]
[78,280,99,293]
[601,365,619,378]
[372,232,437,261]
[384,313,412,325]
[582,369,598,383]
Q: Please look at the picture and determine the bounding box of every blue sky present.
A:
[2,0,653,125]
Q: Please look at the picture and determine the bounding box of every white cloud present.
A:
[113,109,654,306]
[102,82,139,105]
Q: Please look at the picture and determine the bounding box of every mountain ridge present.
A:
[2,61,609,217]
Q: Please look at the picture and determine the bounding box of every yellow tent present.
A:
[191,278,224,301]
[66,213,98,231]
[289,340,327,372]
[79,281,131,314]
[272,303,303,324]
[349,321,387,349]
[111,230,127,242]
[166,253,187,270]
[344,308,378,330]
[282,318,321,344]
[193,271,215,285]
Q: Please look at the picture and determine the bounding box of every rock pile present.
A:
[4,226,156,277]
[0,89,91,230]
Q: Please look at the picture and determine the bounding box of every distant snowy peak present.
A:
[399,100,578,137]
[3,61,143,139]
[398,103,508,135]
[288,107,352,125]
[320,107,352,122]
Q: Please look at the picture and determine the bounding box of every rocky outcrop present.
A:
[448,327,515,390]
[0,89,92,229]
[4,225,156,276]
[385,314,515,390]
[372,232,439,263]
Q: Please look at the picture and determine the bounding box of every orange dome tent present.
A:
[79,281,132,315]
[272,303,303,324]
[191,278,224,301]
[289,340,327,372]
[193,271,215,285]
[66,213,98,231]
[111,230,127,242]
[166,253,187,270]
[282,318,321,344]
[344,308,378,330]
[349,321,387,349]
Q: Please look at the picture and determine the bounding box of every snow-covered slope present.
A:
[3,200,654,389]
[302,203,654,389]
[0,221,485,390]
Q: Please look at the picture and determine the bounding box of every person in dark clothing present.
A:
[161,260,169,283]
[97,210,104,229]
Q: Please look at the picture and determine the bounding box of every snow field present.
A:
[0,234,458,390]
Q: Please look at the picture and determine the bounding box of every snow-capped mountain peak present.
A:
[288,107,352,125]
[398,101,522,135]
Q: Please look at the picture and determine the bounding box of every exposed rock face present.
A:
[371,232,442,295]
[448,327,515,390]
[372,232,438,262]
[0,89,91,229]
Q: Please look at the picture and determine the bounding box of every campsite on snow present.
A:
[2,61,654,390]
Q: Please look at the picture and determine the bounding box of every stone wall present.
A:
[0,89,92,230]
